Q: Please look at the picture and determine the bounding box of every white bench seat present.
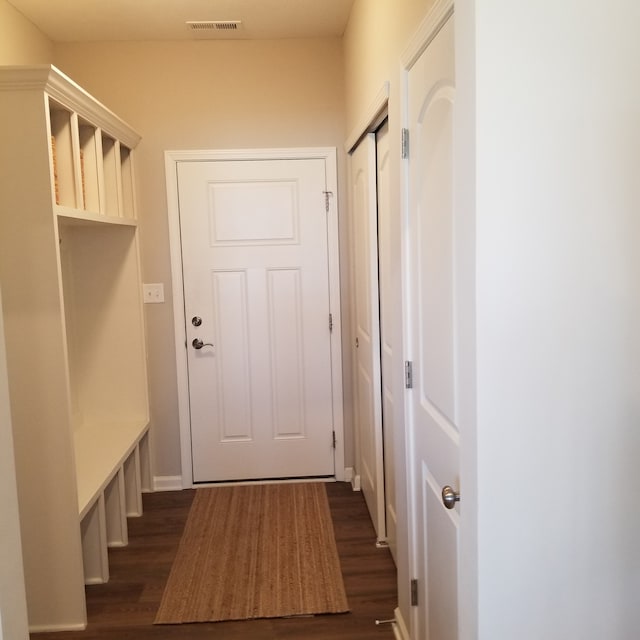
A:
[74,420,150,584]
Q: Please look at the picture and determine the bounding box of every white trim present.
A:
[29,622,87,633]
[153,475,184,492]
[400,0,454,70]
[164,147,345,488]
[345,81,390,153]
[351,473,362,492]
[165,152,192,489]
[393,606,411,640]
[343,466,354,483]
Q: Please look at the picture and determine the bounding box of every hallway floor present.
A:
[31,482,397,639]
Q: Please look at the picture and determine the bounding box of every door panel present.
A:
[417,91,456,422]
[177,158,335,482]
[424,467,458,640]
[211,269,251,441]
[407,16,458,640]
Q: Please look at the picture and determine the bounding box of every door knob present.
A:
[441,485,460,509]
[192,338,214,350]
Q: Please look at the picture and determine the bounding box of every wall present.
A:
[343,0,433,134]
[0,289,29,640]
[461,1,640,638]
[53,38,349,480]
[0,0,53,64]
[0,5,51,636]
[342,0,433,632]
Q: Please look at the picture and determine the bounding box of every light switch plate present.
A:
[143,283,164,304]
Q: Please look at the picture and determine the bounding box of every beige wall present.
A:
[0,0,53,64]
[0,5,50,636]
[53,39,349,478]
[343,0,433,134]
[0,289,29,638]
[0,289,30,640]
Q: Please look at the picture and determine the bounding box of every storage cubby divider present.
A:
[105,469,128,547]
[48,100,77,207]
[124,447,143,517]
[120,145,136,218]
[80,497,109,585]
[77,119,100,213]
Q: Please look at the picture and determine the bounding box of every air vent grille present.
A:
[186,21,242,31]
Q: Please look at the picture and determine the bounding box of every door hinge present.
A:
[332,430,337,449]
[329,313,333,332]
[405,361,413,389]
[401,128,410,159]
[323,190,333,213]
[410,578,419,606]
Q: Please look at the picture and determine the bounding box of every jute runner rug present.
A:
[154,482,349,624]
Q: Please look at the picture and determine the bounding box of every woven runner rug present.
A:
[154,482,349,624]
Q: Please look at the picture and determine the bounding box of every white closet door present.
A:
[351,134,385,539]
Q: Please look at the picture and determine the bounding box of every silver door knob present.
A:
[441,485,460,509]
[192,338,214,350]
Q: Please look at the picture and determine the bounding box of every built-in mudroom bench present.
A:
[0,65,151,632]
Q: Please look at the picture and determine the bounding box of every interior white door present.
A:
[376,119,397,558]
[350,134,385,540]
[406,16,458,640]
[177,158,336,482]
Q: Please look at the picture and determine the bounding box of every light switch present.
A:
[143,283,165,304]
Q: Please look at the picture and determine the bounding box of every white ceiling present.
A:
[8,0,356,42]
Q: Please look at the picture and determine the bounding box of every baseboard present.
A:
[153,475,183,492]
[344,466,354,483]
[29,622,86,633]
[351,472,362,491]
[393,606,411,640]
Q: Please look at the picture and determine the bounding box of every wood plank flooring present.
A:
[31,482,397,640]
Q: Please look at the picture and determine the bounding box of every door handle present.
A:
[192,338,214,350]
[441,485,460,509]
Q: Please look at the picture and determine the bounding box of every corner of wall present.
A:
[0,0,54,65]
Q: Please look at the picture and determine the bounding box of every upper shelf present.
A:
[0,65,140,225]
[0,64,140,148]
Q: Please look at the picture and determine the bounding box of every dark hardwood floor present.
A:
[31,482,397,639]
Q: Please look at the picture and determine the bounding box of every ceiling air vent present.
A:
[186,20,242,32]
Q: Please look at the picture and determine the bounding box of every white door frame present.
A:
[165,147,345,488]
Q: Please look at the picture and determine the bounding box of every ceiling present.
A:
[7,0,356,42]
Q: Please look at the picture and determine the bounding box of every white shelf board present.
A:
[56,206,137,227]
[74,420,149,519]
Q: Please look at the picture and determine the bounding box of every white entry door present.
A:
[406,15,458,640]
[350,134,385,539]
[177,157,337,482]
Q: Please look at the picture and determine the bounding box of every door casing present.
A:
[165,148,345,488]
